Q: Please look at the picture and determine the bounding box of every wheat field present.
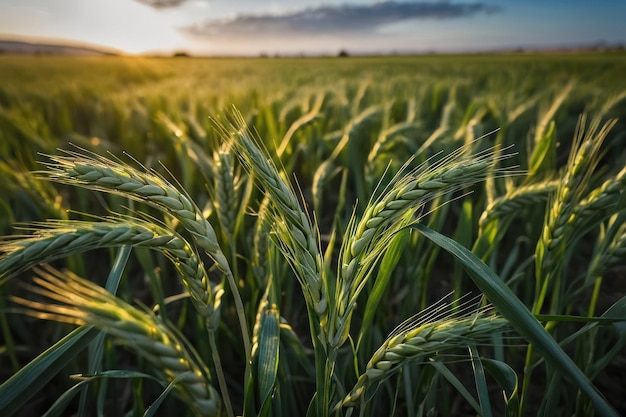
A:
[0,53,625,416]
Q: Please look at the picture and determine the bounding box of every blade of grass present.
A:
[537,370,561,417]
[142,372,190,417]
[469,344,492,417]
[79,245,132,417]
[452,199,473,303]
[480,358,519,417]
[43,370,179,417]
[401,366,415,417]
[0,326,98,416]
[534,296,626,372]
[0,286,19,370]
[429,360,481,414]
[257,304,280,416]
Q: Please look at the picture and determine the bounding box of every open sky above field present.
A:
[0,0,625,56]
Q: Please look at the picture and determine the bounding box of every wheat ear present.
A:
[333,144,515,348]
[214,145,236,241]
[39,148,251,361]
[218,112,328,335]
[12,265,220,417]
[251,196,272,286]
[535,117,617,312]
[0,219,220,323]
[588,222,626,281]
[569,165,626,232]
[337,298,508,409]
[538,117,616,259]
[478,180,559,227]
[40,149,230,272]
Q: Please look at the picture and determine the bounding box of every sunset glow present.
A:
[1,0,625,56]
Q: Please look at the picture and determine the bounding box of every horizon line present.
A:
[1,34,625,58]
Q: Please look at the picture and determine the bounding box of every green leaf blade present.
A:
[0,326,98,416]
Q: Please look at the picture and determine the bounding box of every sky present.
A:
[0,0,624,56]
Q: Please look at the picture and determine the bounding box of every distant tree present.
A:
[173,51,190,58]
[338,49,349,57]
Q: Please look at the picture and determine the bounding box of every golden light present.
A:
[2,0,190,55]
[65,0,188,54]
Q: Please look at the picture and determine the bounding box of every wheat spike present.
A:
[12,265,220,417]
[41,149,231,274]
[252,196,272,286]
[219,111,329,337]
[338,299,508,409]
[569,165,626,232]
[588,222,626,279]
[539,118,616,259]
[214,145,236,240]
[333,144,515,348]
[479,180,559,227]
[0,219,219,321]
[39,148,250,358]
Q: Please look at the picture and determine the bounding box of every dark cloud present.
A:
[183,1,502,37]
[134,0,187,9]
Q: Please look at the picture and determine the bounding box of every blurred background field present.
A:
[1,52,626,416]
[2,52,625,178]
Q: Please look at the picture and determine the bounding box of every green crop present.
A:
[1,53,625,417]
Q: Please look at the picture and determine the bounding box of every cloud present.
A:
[183,1,502,37]
[134,0,187,9]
